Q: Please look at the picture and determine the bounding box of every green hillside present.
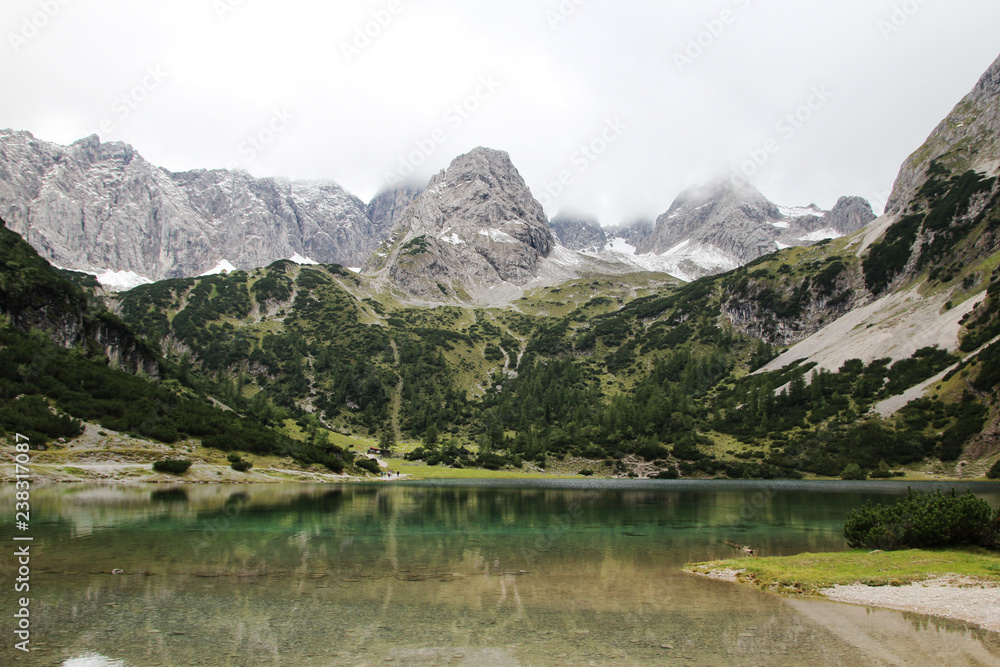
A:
[108,211,1000,479]
[4,152,1000,481]
[0,220,367,476]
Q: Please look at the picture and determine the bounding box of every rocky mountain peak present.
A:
[638,178,784,263]
[549,212,607,251]
[973,50,1000,98]
[367,185,423,238]
[821,196,877,235]
[415,147,552,242]
[615,177,876,280]
[887,51,1000,216]
[0,131,385,284]
[365,147,555,303]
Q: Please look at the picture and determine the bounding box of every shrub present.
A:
[988,460,1000,480]
[231,460,252,472]
[356,457,381,475]
[840,463,868,481]
[844,489,998,550]
[578,469,594,476]
[869,460,893,479]
[153,459,192,475]
[227,453,242,463]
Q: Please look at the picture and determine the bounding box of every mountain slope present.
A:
[0,130,385,283]
[0,218,159,376]
[635,180,876,270]
[887,52,1000,217]
[762,53,1000,374]
[366,185,423,250]
[364,147,559,303]
[549,213,608,251]
[0,219,373,475]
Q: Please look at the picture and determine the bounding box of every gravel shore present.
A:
[822,576,1000,632]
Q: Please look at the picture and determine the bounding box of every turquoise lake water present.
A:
[1,480,999,666]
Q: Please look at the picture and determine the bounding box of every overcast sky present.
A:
[3,0,999,225]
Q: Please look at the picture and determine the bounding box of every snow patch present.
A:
[200,260,238,276]
[94,269,154,292]
[799,229,842,243]
[779,205,825,219]
[663,241,735,266]
[769,220,790,229]
[776,241,791,250]
[347,267,362,273]
[478,228,517,244]
[440,232,465,245]
[62,653,127,667]
[289,253,318,265]
[605,237,637,256]
[592,240,737,282]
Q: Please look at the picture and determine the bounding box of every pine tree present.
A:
[379,429,396,453]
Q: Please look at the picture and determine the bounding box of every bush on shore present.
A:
[844,489,998,550]
[152,459,192,475]
[356,457,381,475]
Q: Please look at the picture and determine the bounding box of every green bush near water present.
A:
[355,457,381,475]
[844,489,999,550]
[152,459,192,475]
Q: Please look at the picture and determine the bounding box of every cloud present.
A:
[2,0,998,224]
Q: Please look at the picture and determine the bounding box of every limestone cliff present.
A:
[365,148,555,303]
[0,130,384,283]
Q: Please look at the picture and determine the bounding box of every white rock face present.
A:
[365,147,557,302]
[0,131,384,280]
[635,180,876,278]
[560,186,875,281]
[549,213,607,252]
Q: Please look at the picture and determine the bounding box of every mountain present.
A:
[0,130,386,285]
[559,181,876,282]
[886,53,1000,218]
[758,52,1000,376]
[549,213,607,251]
[0,218,159,376]
[0,216,373,476]
[626,180,876,279]
[605,219,654,249]
[0,128,875,293]
[537,185,875,286]
[366,185,423,249]
[638,179,785,261]
[364,147,559,303]
[6,55,1000,481]
[822,196,881,235]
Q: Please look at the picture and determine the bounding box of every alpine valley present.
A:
[2,53,1000,483]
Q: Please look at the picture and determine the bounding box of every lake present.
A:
[2,480,1000,666]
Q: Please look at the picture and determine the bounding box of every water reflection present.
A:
[0,481,997,666]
